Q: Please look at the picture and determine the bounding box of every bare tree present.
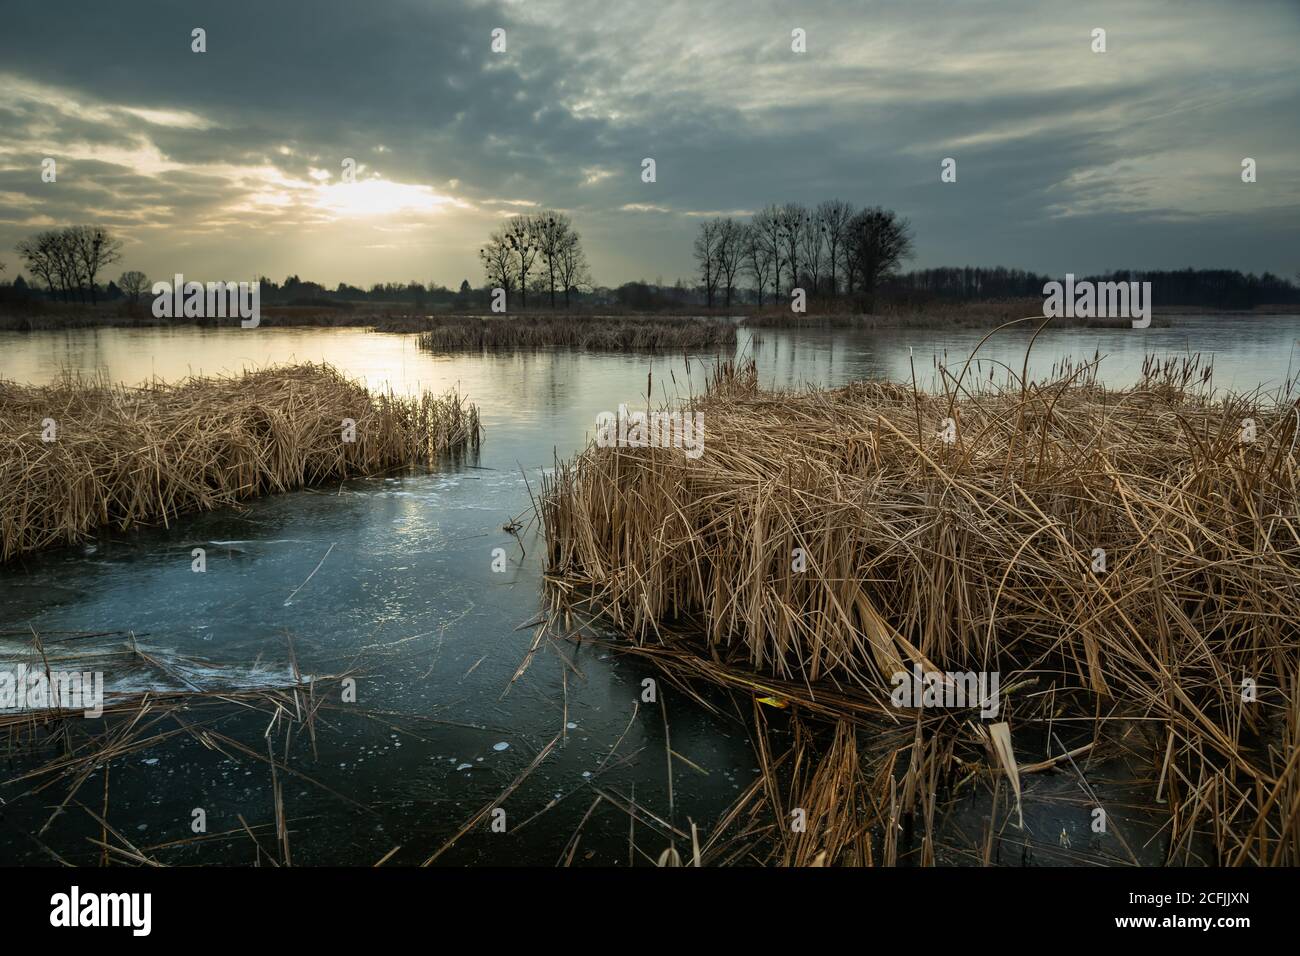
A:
[741,223,774,307]
[68,225,122,304]
[799,209,825,294]
[534,211,571,308]
[817,199,854,295]
[776,203,806,295]
[845,206,914,311]
[479,227,516,301]
[693,219,722,308]
[17,225,120,303]
[504,215,540,309]
[843,235,860,295]
[555,228,591,309]
[751,206,785,300]
[15,233,59,296]
[714,217,744,309]
[118,270,150,302]
[50,230,83,301]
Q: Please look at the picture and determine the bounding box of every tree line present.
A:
[692,201,915,310]
[12,226,138,304]
[478,211,592,309]
[7,219,1297,314]
[890,266,1300,308]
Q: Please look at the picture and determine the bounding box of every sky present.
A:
[1,0,1297,289]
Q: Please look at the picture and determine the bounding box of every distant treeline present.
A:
[4,226,128,305]
[691,201,914,310]
[477,211,592,309]
[689,200,1300,311]
[4,223,1298,313]
[886,266,1300,309]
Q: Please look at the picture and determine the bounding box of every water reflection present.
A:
[6,314,1298,398]
[0,316,1296,864]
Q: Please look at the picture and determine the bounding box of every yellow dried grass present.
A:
[0,363,480,560]
[542,354,1300,865]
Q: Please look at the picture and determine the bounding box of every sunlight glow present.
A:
[311,178,459,218]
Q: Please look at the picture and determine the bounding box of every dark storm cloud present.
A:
[0,0,1296,284]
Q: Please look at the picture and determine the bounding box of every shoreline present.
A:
[3,305,1289,334]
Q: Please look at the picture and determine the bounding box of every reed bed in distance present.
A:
[0,363,480,561]
[416,313,737,352]
[541,353,1300,865]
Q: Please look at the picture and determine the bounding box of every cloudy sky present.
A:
[1,0,1296,289]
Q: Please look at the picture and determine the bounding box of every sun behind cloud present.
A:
[311,178,463,219]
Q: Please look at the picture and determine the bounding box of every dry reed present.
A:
[416,314,737,352]
[0,363,480,560]
[541,352,1300,865]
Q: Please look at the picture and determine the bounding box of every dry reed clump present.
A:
[542,355,1300,865]
[416,314,737,352]
[0,363,480,561]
